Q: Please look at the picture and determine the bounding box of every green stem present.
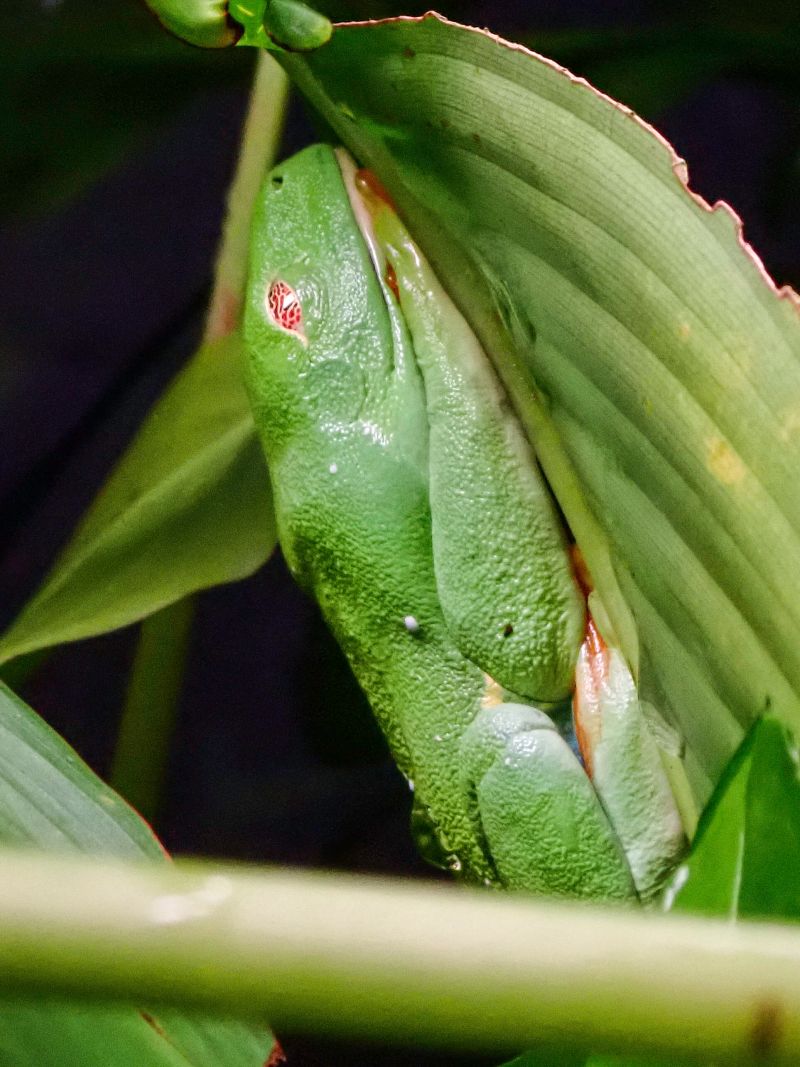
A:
[109,53,288,819]
[0,850,797,1064]
[110,598,194,822]
[205,51,289,342]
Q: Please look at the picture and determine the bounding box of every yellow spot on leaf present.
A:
[706,435,746,486]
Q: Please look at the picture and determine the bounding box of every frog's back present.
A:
[244,144,497,883]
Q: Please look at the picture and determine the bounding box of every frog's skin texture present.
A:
[244,143,682,901]
[460,703,633,898]
[369,186,585,703]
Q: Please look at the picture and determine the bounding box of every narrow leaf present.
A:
[669,717,800,921]
[0,334,274,664]
[0,681,162,859]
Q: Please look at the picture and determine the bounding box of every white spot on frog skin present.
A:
[149,876,233,926]
[328,462,338,474]
[403,615,420,633]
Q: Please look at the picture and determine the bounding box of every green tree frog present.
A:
[244,143,685,902]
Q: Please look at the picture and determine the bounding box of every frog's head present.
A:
[244,143,427,475]
[245,144,395,429]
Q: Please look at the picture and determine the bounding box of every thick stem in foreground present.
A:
[0,850,796,1064]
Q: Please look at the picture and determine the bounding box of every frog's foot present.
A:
[574,621,687,903]
[460,702,635,901]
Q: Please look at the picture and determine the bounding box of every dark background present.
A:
[1,1,799,1063]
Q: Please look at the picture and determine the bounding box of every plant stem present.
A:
[109,53,288,820]
[110,598,194,823]
[205,51,289,342]
[0,850,797,1064]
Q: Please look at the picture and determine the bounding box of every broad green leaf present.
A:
[669,716,800,920]
[0,680,275,1065]
[0,334,275,664]
[279,14,800,806]
[0,1003,196,1067]
[0,681,162,858]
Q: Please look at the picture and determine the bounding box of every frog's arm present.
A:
[460,702,635,899]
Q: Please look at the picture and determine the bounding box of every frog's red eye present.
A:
[266,280,304,337]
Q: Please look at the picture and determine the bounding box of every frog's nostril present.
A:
[267,280,304,336]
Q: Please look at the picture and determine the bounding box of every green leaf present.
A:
[0,680,275,1064]
[281,14,800,806]
[0,681,162,858]
[669,716,800,920]
[0,334,275,664]
[0,1003,197,1067]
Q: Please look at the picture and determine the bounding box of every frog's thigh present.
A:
[461,703,635,901]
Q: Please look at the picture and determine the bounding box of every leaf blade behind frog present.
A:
[0,334,275,665]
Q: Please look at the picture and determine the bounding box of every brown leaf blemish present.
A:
[140,1012,167,1039]
[264,1042,287,1066]
[750,998,784,1059]
[402,45,415,58]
